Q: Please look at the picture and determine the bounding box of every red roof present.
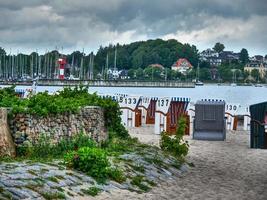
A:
[172,58,192,68]
[149,64,164,69]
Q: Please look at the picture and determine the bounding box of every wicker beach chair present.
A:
[193,100,226,141]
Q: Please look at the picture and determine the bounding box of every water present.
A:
[8,84,267,113]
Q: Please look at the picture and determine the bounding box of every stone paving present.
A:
[0,147,186,199]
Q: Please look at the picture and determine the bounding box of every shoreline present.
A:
[0,80,266,88]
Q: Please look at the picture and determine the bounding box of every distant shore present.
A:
[0,79,195,88]
[0,80,265,88]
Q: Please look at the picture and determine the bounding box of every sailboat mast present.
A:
[105,53,109,80]
[114,48,117,71]
[80,49,84,79]
[91,53,94,80]
[88,54,91,80]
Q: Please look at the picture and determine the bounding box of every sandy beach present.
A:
[91,129,267,200]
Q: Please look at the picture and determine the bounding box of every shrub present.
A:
[64,147,110,182]
[160,117,189,157]
[55,133,96,154]
[1,86,129,139]
[108,168,126,183]
[17,133,96,159]
[81,187,102,196]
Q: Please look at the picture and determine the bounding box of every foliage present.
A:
[17,133,96,159]
[64,147,110,182]
[95,39,199,71]
[108,168,126,183]
[213,42,225,53]
[81,187,102,196]
[40,191,65,200]
[240,48,249,64]
[130,175,151,192]
[0,85,128,138]
[251,69,260,81]
[160,117,189,157]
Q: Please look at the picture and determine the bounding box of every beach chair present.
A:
[193,100,226,141]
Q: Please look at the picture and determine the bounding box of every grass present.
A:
[129,164,145,173]
[52,186,64,192]
[81,187,102,196]
[40,191,65,200]
[27,170,38,176]
[47,177,59,183]
[67,191,74,197]
[55,175,65,180]
[130,175,151,192]
[108,168,126,183]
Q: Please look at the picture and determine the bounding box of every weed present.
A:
[47,177,59,183]
[67,191,74,197]
[27,170,38,176]
[81,187,102,196]
[40,191,65,200]
[160,117,189,157]
[129,164,145,173]
[108,168,126,183]
[130,175,151,192]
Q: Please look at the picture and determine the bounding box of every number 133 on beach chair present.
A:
[118,95,141,128]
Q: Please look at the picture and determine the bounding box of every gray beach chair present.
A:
[193,100,226,141]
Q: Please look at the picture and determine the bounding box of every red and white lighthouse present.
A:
[58,58,66,80]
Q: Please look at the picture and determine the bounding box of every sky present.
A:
[0,0,266,56]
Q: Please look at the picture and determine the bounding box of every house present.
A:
[219,51,240,62]
[171,58,193,74]
[107,69,129,80]
[200,49,219,59]
[200,49,240,66]
[244,61,267,79]
[251,55,264,62]
[107,69,120,79]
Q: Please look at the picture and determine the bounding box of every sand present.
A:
[88,129,267,200]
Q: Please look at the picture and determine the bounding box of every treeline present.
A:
[94,39,199,71]
[0,39,199,80]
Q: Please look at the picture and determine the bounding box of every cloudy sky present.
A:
[0,0,266,56]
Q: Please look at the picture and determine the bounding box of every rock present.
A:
[20,126,26,131]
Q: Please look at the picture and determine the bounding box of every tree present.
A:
[240,48,249,64]
[136,68,144,80]
[199,68,211,80]
[251,69,260,81]
[127,69,135,79]
[0,47,6,55]
[213,42,225,53]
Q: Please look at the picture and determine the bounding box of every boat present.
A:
[195,81,204,86]
[195,63,204,86]
[254,83,263,87]
[231,69,237,87]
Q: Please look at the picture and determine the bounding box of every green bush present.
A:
[1,86,129,139]
[81,187,102,196]
[64,147,110,182]
[108,168,126,183]
[160,117,189,157]
[17,133,96,159]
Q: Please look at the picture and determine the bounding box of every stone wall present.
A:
[0,108,16,157]
[9,106,107,147]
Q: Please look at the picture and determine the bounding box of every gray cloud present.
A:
[0,0,266,55]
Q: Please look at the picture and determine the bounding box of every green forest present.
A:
[0,39,265,82]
